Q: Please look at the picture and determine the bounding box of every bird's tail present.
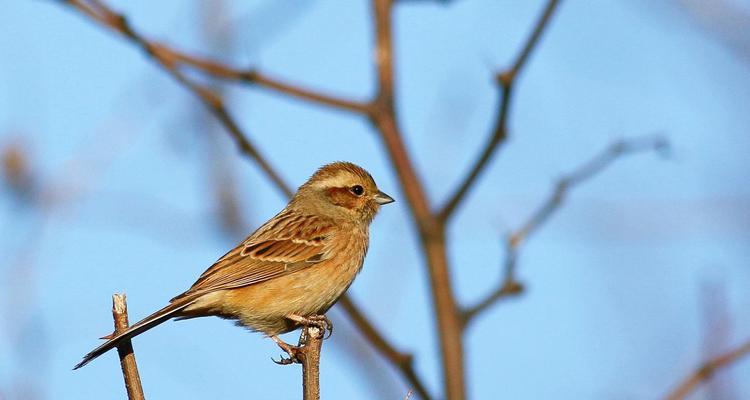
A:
[74,295,200,370]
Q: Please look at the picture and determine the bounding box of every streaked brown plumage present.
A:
[75,162,394,369]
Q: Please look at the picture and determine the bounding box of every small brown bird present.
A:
[75,162,394,369]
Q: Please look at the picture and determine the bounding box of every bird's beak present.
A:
[374,191,395,205]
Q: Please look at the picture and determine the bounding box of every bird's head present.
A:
[293,162,394,224]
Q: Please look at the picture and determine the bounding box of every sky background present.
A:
[1,0,749,399]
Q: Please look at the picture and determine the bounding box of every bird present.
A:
[74,161,394,369]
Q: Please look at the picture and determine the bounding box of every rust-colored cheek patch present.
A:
[327,187,359,210]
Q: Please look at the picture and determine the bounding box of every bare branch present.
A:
[370,1,466,398]
[247,71,372,114]
[460,243,524,326]
[338,296,432,400]
[111,294,145,400]
[439,0,562,222]
[298,326,325,400]
[461,135,668,324]
[665,338,750,400]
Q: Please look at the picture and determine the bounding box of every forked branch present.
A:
[439,0,562,222]
[370,1,464,398]
[461,135,668,325]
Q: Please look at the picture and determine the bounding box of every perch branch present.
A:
[664,337,750,400]
[461,135,668,324]
[297,326,325,400]
[111,294,145,400]
[439,0,562,222]
[339,296,432,400]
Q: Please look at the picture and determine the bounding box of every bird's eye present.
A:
[350,185,364,196]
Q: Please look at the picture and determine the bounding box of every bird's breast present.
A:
[217,228,369,335]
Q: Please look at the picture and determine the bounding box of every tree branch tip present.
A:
[460,285,524,327]
[112,293,127,312]
[652,137,671,158]
[620,134,670,154]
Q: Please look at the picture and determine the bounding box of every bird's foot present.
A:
[287,314,333,339]
[270,335,302,365]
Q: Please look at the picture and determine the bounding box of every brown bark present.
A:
[111,294,145,400]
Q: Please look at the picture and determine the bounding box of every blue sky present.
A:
[1,1,749,399]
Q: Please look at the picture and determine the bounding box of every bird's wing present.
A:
[173,211,335,299]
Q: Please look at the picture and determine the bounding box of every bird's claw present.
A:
[270,335,302,365]
[288,314,333,340]
[271,352,300,365]
[270,314,332,365]
[306,314,333,339]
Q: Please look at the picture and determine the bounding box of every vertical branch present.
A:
[370,1,465,398]
[111,294,145,400]
[298,326,324,400]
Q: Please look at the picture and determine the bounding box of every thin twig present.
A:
[167,52,371,114]
[111,294,145,400]
[338,296,432,400]
[665,338,750,400]
[439,0,562,222]
[461,135,668,324]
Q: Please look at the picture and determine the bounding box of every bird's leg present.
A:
[287,314,333,339]
[270,335,302,365]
